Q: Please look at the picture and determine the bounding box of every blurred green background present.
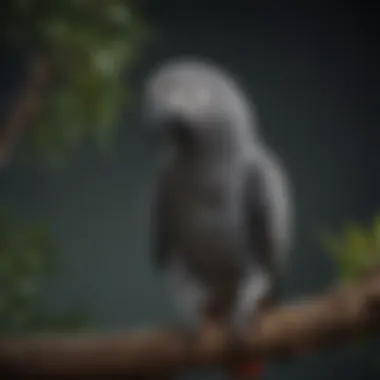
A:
[0,1,380,379]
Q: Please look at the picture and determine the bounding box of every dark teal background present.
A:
[1,2,380,379]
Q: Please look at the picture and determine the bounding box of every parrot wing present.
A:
[244,147,293,295]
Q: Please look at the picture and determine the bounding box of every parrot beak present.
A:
[144,114,193,146]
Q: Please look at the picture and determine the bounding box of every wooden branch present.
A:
[1,273,380,378]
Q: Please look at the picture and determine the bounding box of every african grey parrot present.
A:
[143,57,293,379]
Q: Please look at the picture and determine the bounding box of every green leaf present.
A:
[323,215,380,282]
[3,0,146,168]
[0,208,90,336]
[372,216,380,254]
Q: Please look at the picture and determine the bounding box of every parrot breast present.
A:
[170,167,252,289]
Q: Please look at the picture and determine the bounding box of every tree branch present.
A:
[1,273,380,378]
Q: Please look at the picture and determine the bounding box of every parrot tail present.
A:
[227,358,264,380]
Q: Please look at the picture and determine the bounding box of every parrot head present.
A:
[142,57,259,156]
